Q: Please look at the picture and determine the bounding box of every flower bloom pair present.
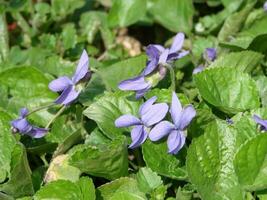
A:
[118,32,189,98]
[11,50,91,138]
[115,92,196,154]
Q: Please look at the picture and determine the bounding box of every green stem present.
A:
[166,64,176,91]
[133,148,144,167]
[26,103,55,117]
[45,106,66,129]
[40,154,48,167]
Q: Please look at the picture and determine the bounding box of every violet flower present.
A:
[11,108,48,138]
[49,50,90,105]
[204,48,217,62]
[253,114,267,131]
[264,1,267,11]
[115,96,169,148]
[192,65,204,74]
[118,32,189,98]
[149,92,196,154]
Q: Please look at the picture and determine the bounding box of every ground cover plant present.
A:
[1,0,267,199]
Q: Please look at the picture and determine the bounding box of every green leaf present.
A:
[34,177,95,200]
[61,23,77,50]
[186,120,244,200]
[0,67,57,125]
[194,67,260,114]
[234,134,267,191]
[99,55,146,90]
[0,14,9,62]
[110,192,146,200]
[97,177,146,199]
[218,2,255,42]
[108,0,146,27]
[255,76,267,107]
[0,144,34,198]
[44,154,81,183]
[77,177,96,200]
[69,137,128,180]
[83,92,140,139]
[221,16,267,51]
[148,0,194,33]
[0,110,16,183]
[51,0,85,21]
[209,51,263,73]
[136,167,163,194]
[142,140,187,180]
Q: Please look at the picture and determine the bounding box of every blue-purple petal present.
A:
[129,125,147,149]
[118,76,151,91]
[205,48,216,61]
[149,120,175,141]
[11,118,32,133]
[253,114,267,131]
[139,96,157,116]
[141,103,169,127]
[169,32,185,54]
[72,49,89,84]
[115,114,142,128]
[28,127,48,138]
[264,1,267,11]
[135,85,151,99]
[153,44,165,52]
[177,105,196,130]
[170,92,183,127]
[54,86,79,105]
[49,76,72,92]
[20,108,29,118]
[193,65,204,74]
[158,49,169,65]
[167,130,185,154]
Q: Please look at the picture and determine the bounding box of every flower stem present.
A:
[166,64,176,91]
[26,103,55,117]
[45,106,66,129]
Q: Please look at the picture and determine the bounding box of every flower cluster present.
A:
[118,32,189,98]
[11,50,91,138]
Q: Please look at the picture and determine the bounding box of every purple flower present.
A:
[115,96,169,148]
[264,1,267,11]
[143,32,189,75]
[118,33,188,98]
[204,48,217,62]
[49,50,90,105]
[149,92,196,154]
[193,65,204,74]
[253,114,267,131]
[11,108,48,138]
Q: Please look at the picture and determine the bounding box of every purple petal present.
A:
[129,125,147,149]
[167,130,185,154]
[253,114,267,131]
[264,1,267,11]
[118,76,150,91]
[178,105,196,130]
[54,86,79,105]
[49,76,72,92]
[20,108,29,118]
[139,96,157,116]
[72,50,89,84]
[170,92,183,127]
[149,121,175,141]
[205,48,217,61]
[11,118,32,133]
[28,127,48,138]
[167,50,189,62]
[144,45,160,75]
[135,85,151,99]
[193,66,204,74]
[158,49,169,65]
[115,114,142,128]
[141,103,169,127]
[170,32,185,54]
[153,44,165,52]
